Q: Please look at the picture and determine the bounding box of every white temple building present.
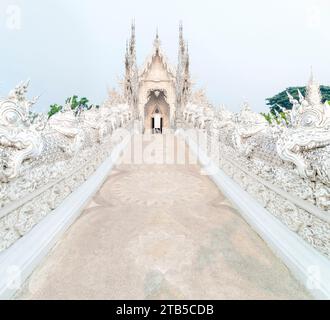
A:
[123,23,191,133]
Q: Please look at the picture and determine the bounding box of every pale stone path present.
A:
[20,135,310,300]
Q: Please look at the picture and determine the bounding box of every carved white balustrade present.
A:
[0,82,133,252]
[183,76,330,259]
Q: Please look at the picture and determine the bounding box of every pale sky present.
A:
[0,0,329,113]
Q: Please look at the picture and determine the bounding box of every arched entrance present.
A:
[144,90,170,133]
[152,108,163,134]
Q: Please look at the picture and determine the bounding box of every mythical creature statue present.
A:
[0,81,44,182]
[277,72,330,179]
[0,80,133,253]
[232,102,269,157]
[48,99,86,155]
[81,105,110,143]
[183,89,214,129]
[181,73,330,258]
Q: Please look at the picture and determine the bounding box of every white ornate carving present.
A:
[0,81,133,253]
[232,102,269,157]
[276,128,330,178]
[0,81,44,182]
[277,72,330,179]
[183,73,330,259]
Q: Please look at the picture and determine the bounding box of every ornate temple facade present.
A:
[123,23,191,132]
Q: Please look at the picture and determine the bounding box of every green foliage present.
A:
[260,112,272,124]
[261,109,288,126]
[48,104,63,119]
[66,95,91,116]
[47,96,96,119]
[278,110,289,125]
[66,96,89,110]
[266,86,330,113]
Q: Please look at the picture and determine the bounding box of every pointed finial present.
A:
[309,65,315,84]
[297,89,305,102]
[179,20,185,55]
[306,66,322,105]
[130,19,136,44]
[129,20,136,56]
[23,79,30,89]
[154,27,161,49]
[179,21,184,42]
[286,90,294,100]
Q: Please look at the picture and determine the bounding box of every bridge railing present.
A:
[0,81,133,253]
[182,97,330,261]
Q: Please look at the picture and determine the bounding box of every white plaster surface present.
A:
[19,135,311,300]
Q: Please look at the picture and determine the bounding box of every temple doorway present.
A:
[144,90,170,133]
[152,109,163,134]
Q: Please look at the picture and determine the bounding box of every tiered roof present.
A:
[139,32,176,79]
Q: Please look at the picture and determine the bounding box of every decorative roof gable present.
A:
[139,32,176,80]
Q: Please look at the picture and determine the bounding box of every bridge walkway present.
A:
[19,134,310,299]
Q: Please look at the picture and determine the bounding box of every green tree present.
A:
[266,86,330,113]
[48,96,94,119]
[261,110,288,126]
[48,104,63,119]
[66,96,90,115]
[65,95,89,110]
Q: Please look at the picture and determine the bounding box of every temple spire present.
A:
[309,66,315,83]
[179,21,185,55]
[124,21,139,120]
[306,67,322,105]
[175,21,190,129]
[129,20,136,56]
[153,28,161,50]
[125,39,129,56]
[131,19,135,39]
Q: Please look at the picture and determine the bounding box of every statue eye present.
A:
[6,111,18,124]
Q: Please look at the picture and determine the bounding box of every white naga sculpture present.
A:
[232,102,269,157]
[277,72,330,179]
[0,81,132,252]
[183,89,214,129]
[0,81,45,182]
[183,72,330,259]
